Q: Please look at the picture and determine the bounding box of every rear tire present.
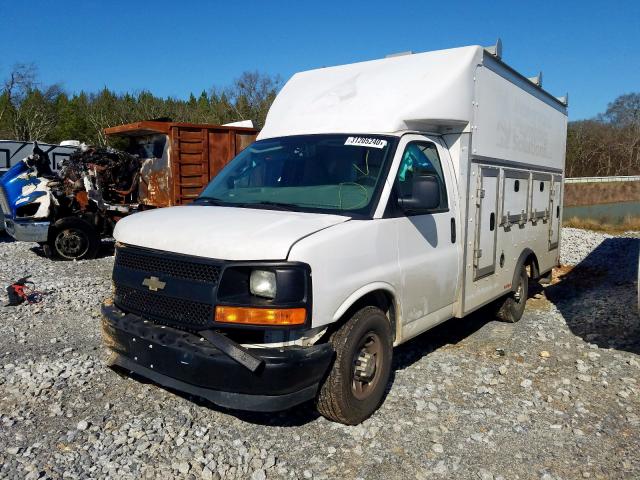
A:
[47,217,100,260]
[495,265,529,323]
[316,306,393,425]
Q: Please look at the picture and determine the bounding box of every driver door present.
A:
[388,135,460,337]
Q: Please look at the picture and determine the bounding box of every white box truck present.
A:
[101,42,568,424]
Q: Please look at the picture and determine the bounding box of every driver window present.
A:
[395,141,448,209]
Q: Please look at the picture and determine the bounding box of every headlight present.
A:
[15,202,41,218]
[250,270,277,299]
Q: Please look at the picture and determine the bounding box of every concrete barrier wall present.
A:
[565,175,640,184]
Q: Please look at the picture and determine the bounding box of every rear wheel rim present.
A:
[55,228,90,259]
[351,331,383,400]
[513,272,526,304]
[514,282,523,302]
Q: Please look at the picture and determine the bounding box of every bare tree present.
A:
[220,71,282,127]
[86,89,135,145]
[11,84,63,141]
[566,93,640,177]
[601,93,640,127]
[603,93,640,172]
[0,63,37,125]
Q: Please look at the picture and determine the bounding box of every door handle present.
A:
[450,218,456,243]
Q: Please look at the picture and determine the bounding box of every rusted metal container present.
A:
[104,121,257,207]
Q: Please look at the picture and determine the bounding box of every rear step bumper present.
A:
[101,302,334,412]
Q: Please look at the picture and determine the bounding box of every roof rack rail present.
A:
[556,93,569,106]
[484,38,503,59]
[528,72,543,87]
[385,51,413,58]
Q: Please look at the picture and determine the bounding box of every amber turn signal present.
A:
[215,306,306,326]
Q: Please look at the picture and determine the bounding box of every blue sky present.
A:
[2,0,639,120]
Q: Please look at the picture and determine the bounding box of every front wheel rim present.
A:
[351,331,383,400]
[55,228,90,259]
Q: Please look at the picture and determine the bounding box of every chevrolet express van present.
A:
[101,42,568,424]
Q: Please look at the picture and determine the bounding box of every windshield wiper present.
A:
[238,201,300,212]
[195,198,300,211]
[194,196,227,206]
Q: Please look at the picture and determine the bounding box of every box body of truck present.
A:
[101,44,568,423]
[256,44,567,326]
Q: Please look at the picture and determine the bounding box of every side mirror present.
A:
[398,174,440,212]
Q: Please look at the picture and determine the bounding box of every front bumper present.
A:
[4,218,50,242]
[101,302,334,412]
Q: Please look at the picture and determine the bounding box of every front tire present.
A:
[316,306,393,425]
[47,217,100,260]
[495,265,529,323]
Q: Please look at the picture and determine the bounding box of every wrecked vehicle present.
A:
[1,143,144,259]
[0,122,257,259]
[0,140,79,233]
[101,42,568,424]
[0,143,58,242]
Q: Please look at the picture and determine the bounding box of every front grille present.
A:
[113,245,223,330]
[115,247,221,284]
[0,185,10,215]
[115,285,213,330]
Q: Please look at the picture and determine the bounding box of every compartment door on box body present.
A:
[549,175,562,249]
[473,167,500,280]
[530,173,551,223]
[501,170,530,229]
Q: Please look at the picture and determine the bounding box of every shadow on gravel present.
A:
[223,401,321,426]
[0,230,13,243]
[545,237,640,354]
[28,239,116,260]
[391,307,497,372]
[110,365,321,427]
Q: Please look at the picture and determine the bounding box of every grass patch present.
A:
[563,215,640,233]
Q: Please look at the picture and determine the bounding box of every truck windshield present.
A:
[198,134,396,216]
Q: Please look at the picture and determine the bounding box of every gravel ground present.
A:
[0,228,639,480]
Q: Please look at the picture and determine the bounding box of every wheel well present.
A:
[525,252,540,279]
[515,249,540,283]
[330,290,397,341]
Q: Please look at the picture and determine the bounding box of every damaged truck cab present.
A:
[0,122,257,260]
[0,144,60,244]
[1,142,147,259]
[101,43,568,424]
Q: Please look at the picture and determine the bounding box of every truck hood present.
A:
[113,205,350,260]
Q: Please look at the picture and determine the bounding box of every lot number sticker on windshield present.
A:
[344,137,388,149]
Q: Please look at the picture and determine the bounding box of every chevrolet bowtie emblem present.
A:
[142,276,166,292]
